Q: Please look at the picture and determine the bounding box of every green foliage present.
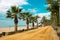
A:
[6,6,22,32]
[6,6,22,19]
[11,6,22,13]
[41,16,51,25]
[47,0,59,26]
[47,0,54,4]
[41,16,46,24]
[30,17,36,23]
[19,12,32,29]
[29,15,40,23]
[19,12,32,20]
[6,11,12,18]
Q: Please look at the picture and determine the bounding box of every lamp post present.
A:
[58,2,60,26]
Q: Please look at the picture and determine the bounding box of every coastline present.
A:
[0,26,32,33]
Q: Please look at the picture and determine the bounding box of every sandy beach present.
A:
[0,26,32,33]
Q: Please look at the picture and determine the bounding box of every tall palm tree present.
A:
[35,15,40,27]
[41,16,47,26]
[30,15,40,28]
[6,6,22,32]
[19,12,32,30]
[30,17,36,28]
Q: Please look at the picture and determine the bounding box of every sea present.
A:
[0,25,32,28]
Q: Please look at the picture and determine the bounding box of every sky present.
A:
[0,0,51,27]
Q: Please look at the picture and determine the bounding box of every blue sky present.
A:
[0,0,51,27]
[22,0,48,13]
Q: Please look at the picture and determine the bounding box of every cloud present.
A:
[28,9,38,13]
[35,12,51,18]
[22,8,38,14]
[0,0,29,14]
[34,12,51,22]
[44,4,51,7]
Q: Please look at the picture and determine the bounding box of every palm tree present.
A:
[35,15,40,27]
[19,12,32,30]
[30,17,36,28]
[30,15,40,28]
[6,6,22,32]
[41,16,47,26]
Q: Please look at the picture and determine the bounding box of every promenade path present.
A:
[0,26,59,40]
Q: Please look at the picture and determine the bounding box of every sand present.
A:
[0,26,59,40]
[0,26,32,33]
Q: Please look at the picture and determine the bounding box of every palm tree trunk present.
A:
[27,23,29,30]
[26,19,29,30]
[37,20,38,28]
[56,12,59,26]
[14,15,18,32]
[15,23,18,32]
[32,22,34,28]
